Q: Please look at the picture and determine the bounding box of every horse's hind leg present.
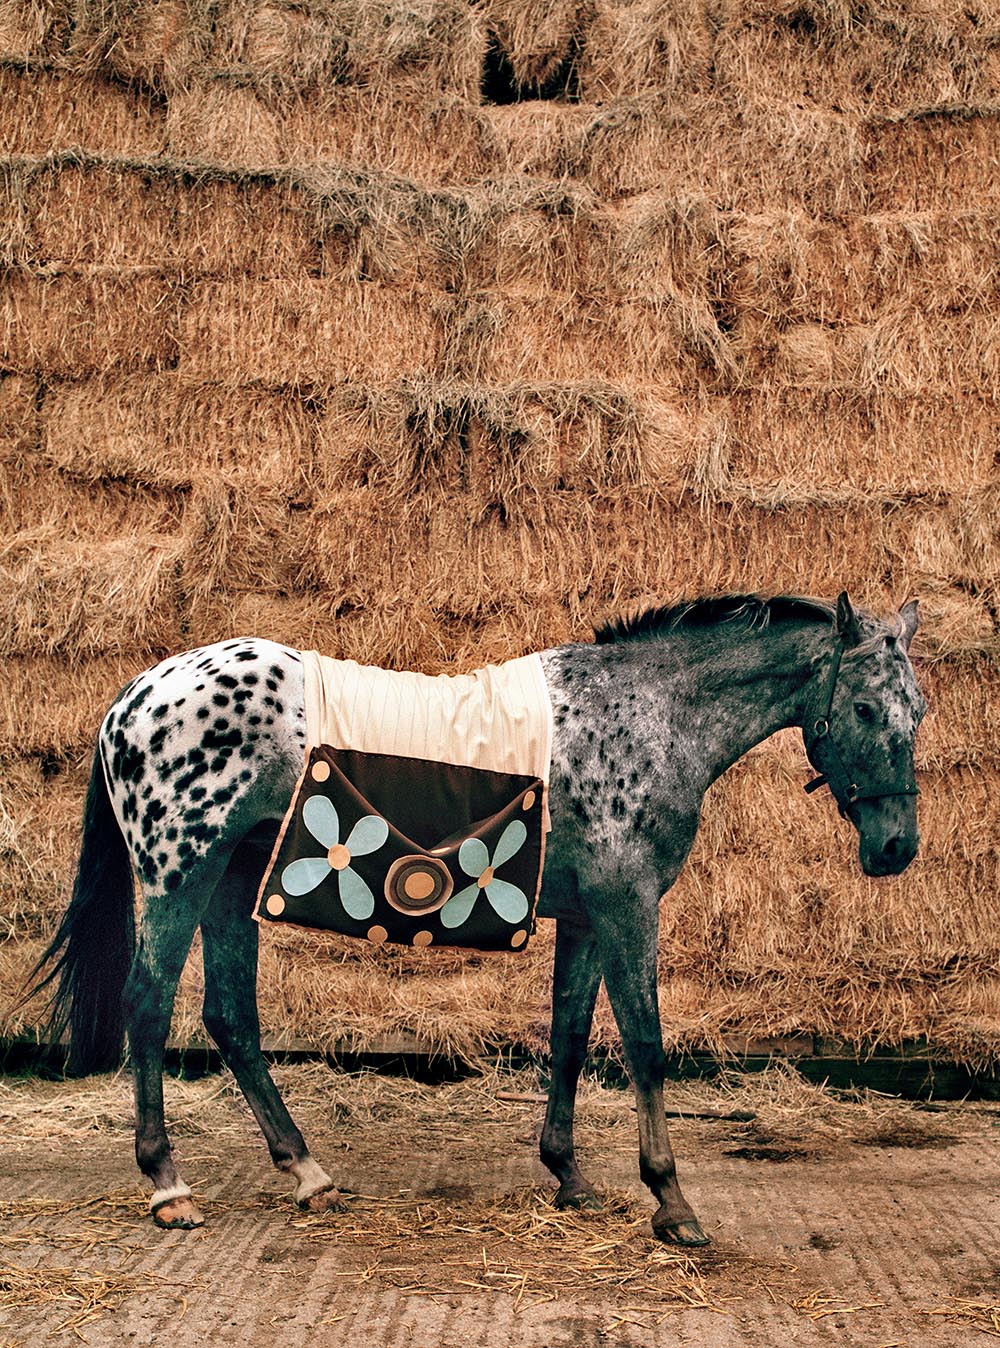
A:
[124,859,232,1230]
[200,830,342,1213]
[540,919,603,1208]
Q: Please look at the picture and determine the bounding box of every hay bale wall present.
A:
[2,0,998,1065]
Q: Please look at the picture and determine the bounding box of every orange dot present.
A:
[522,790,536,812]
[367,925,388,944]
[412,930,433,947]
[510,929,528,949]
[477,866,495,890]
[265,894,286,916]
[404,869,436,901]
[327,843,351,871]
[311,760,331,783]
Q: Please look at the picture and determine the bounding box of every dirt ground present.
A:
[2,1062,999,1347]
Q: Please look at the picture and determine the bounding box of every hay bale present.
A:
[719,389,998,493]
[20,154,319,275]
[177,278,443,383]
[563,95,867,212]
[0,373,37,457]
[0,530,184,659]
[315,380,673,500]
[0,69,167,156]
[466,293,730,386]
[868,107,1000,211]
[481,0,584,98]
[41,375,315,487]
[715,3,1000,116]
[165,84,496,181]
[0,655,134,758]
[724,209,1000,326]
[579,0,715,101]
[2,271,180,376]
[0,0,69,63]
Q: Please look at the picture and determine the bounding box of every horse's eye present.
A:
[854,702,875,723]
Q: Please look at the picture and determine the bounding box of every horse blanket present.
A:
[255,653,554,951]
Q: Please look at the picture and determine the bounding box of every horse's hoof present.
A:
[554,1185,601,1211]
[653,1215,710,1247]
[152,1197,205,1230]
[299,1185,345,1214]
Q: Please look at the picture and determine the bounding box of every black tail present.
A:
[27,740,136,1074]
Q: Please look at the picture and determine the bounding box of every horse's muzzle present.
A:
[860,831,919,877]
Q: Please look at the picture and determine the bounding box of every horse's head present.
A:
[803,593,926,877]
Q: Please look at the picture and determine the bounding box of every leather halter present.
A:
[803,634,920,819]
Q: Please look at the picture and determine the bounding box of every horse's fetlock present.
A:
[539,1137,571,1173]
[640,1153,677,1187]
[135,1134,172,1178]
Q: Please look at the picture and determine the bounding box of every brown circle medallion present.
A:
[265,894,286,917]
[384,855,454,916]
[311,760,331,783]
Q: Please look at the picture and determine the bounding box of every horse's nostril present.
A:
[884,835,903,859]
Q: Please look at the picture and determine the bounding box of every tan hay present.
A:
[0,0,69,64]
[481,0,583,93]
[166,86,497,184]
[0,655,134,757]
[736,308,1000,396]
[32,158,318,275]
[715,6,1000,117]
[712,390,998,495]
[0,69,167,157]
[723,208,1000,326]
[462,293,717,387]
[0,372,37,456]
[0,1262,172,1333]
[0,527,184,659]
[177,278,444,383]
[560,95,868,213]
[579,0,715,102]
[867,107,1000,211]
[178,475,306,602]
[2,271,180,376]
[314,380,668,500]
[41,374,316,488]
[0,459,183,549]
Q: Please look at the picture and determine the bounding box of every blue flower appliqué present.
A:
[439,820,529,930]
[281,796,388,921]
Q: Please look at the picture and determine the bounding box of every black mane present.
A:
[594,594,838,644]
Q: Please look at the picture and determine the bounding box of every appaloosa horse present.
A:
[32,592,924,1244]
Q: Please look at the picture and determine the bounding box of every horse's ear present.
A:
[899,598,919,648]
[835,591,863,647]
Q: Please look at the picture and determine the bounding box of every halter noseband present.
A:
[803,634,919,819]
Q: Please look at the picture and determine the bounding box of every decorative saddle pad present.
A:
[254,652,554,951]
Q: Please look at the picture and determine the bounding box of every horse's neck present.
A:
[548,622,824,795]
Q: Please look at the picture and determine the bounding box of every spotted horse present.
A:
[30,592,924,1245]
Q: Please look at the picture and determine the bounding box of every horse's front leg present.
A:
[594,896,708,1247]
[540,918,603,1208]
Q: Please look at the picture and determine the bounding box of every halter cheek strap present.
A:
[803,635,919,818]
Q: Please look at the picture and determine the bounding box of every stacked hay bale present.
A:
[2,0,998,1065]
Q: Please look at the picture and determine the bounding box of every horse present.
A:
[29,591,924,1245]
